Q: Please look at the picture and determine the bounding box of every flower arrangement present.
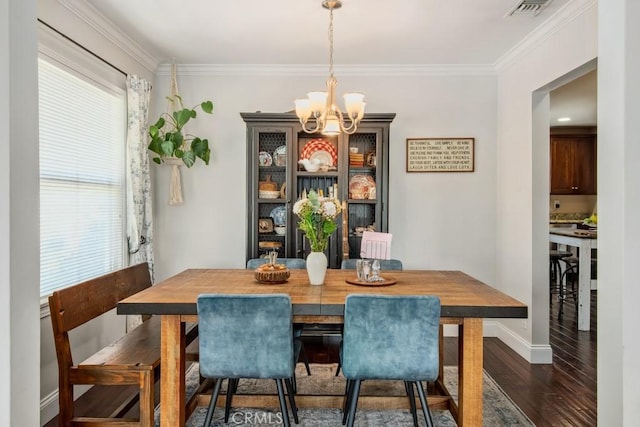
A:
[293,190,342,252]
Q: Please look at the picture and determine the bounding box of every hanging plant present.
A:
[148,94,214,168]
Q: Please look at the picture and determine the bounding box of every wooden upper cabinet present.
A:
[550,134,597,195]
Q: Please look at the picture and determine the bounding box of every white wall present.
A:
[151,70,498,288]
[1,0,41,425]
[598,0,640,423]
[495,0,597,362]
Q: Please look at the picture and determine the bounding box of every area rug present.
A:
[156,363,534,426]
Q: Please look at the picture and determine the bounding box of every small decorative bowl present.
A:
[259,190,280,199]
[255,265,290,284]
[274,225,286,235]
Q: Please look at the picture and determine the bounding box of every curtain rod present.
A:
[38,18,128,78]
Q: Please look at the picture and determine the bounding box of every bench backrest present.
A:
[49,263,151,366]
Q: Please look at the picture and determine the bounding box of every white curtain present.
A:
[125,75,154,329]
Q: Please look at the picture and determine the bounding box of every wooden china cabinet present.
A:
[242,112,395,268]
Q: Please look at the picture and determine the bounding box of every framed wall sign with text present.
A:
[406,138,475,172]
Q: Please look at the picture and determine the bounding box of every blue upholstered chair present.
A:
[340,258,404,270]
[197,294,298,427]
[341,294,441,427]
[246,258,311,378]
[335,258,404,377]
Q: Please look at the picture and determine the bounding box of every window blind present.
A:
[38,58,125,297]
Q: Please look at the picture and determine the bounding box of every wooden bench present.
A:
[49,263,197,427]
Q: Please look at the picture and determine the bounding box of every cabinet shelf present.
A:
[348,199,377,204]
[296,171,339,177]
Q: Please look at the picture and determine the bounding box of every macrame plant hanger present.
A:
[166,63,184,206]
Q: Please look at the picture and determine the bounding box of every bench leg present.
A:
[58,373,73,427]
[139,369,155,427]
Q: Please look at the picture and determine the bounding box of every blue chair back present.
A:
[342,294,440,381]
[341,259,403,270]
[247,258,307,270]
[197,294,294,379]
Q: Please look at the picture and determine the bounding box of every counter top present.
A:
[550,228,597,239]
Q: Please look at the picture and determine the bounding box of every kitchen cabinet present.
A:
[242,112,395,268]
[550,134,597,195]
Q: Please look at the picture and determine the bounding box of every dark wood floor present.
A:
[45,292,597,427]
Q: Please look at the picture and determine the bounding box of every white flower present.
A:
[322,201,337,217]
[292,199,305,215]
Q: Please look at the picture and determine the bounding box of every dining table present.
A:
[549,228,597,331]
[117,268,527,427]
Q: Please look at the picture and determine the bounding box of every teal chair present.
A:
[340,258,404,270]
[341,294,441,427]
[335,258,404,377]
[247,257,307,270]
[247,258,311,378]
[197,294,298,427]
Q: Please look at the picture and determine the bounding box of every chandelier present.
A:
[294,0,366,136]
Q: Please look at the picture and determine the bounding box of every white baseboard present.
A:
[444,320,553,364]
[40,389,58,427]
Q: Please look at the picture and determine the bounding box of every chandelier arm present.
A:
[299,115,325,134]
[335,109,358,134]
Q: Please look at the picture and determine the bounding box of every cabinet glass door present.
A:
[251,128,292,260]
[346,130,384,259]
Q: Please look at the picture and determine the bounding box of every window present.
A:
[38,58,126,298]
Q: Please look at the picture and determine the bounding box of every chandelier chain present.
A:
[328,7,334,78]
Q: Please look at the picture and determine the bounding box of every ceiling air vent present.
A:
[506,0,553,17]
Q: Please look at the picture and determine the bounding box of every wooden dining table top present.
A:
[117,268,527,319]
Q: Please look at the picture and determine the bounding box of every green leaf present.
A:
[174,108,193,128]
[148,137,163,154]
[172,132,184,146]
[200,149,211,165]
[151,117,165,130]
[182,151,196,168]
[191,137,206,156]
[201,101,214,114]
[153,157,162,164]
[160,140,174,156]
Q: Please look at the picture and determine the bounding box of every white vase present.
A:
[306,251,328,285]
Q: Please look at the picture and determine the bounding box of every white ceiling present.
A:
[78,0,595,126]
[83,0,571,66]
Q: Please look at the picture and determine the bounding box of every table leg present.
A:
[577,241,592,331]
[458,318,483,426]
[161,315,186,426]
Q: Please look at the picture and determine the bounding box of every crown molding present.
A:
[57,0,160,74]
[155,63,496,77]
[494,0,598,71]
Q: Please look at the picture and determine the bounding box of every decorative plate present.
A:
[345,277,397,286]
[273,145,287,167]
[300,138,337,165]
[349,175,376,192]
[258,151,272,167]
[310,150,334,167]
[269,206,287,226]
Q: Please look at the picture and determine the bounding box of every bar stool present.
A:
[550,250,573,300]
